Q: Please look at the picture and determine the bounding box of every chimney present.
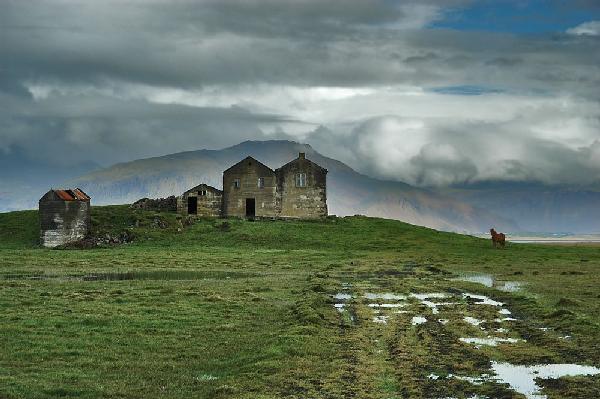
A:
[299,152,305,159]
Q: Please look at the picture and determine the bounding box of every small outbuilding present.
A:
[177,184,223,217]
[39,188,91,248]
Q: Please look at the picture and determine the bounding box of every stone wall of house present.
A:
[276,154,327,219]
[222,157,279,218]
[39,200,91,248]
[178,184,222,217]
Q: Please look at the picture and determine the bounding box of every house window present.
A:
[233,179,240,189]
[258,177,265,188]
[295,173,307,187]
[198,190,207,196]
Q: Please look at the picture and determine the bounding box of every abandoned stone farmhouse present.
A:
[37,153,326,247]
[39,188,91,248]
[178,152,328,219]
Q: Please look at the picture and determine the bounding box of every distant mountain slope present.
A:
[69,140,515,233]
[435,181,600,233]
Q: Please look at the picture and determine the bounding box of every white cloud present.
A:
[566,20,600,36]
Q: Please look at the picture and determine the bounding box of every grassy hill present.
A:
[1,207,599,398]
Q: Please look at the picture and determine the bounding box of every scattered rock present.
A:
[53,230,136,250]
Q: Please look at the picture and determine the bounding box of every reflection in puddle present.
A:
[421,300,457,314]
[453,273,524,292]
[364,292,406,300]
[464,316,484,327]
[463,293,504,306]
[410,293,450,300]
[499,281,523,292]
[334,293,352,300]
[491,362,600,399]
[495,317,517,322]
[368,303,406,308]
[459,337,522,347]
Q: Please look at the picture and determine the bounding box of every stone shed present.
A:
[177,184,223,217]
[39,188,91,248]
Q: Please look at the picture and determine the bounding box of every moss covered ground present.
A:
[0,206,599,398]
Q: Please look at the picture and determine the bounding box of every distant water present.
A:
[475,233,600,244]
[509,239,600,244]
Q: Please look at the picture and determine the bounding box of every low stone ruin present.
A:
[130,196,177,212]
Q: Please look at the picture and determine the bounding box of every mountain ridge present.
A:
[68,140,516,233]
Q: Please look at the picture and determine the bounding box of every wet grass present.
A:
[0,206,599,398]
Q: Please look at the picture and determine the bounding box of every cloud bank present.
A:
[1,0,599,193]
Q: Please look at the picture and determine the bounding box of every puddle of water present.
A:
[364,292,406,300]
[463,293,504,306]
[498,308,511,315]
[196,374,219,382]
[411,316,427,325]
[421,300,457,314]
[495,317,517,322]
[464,316,484,327]
[456,274,494,287]
[334,293,352,300]
[498,281,523,292]
[334,303,345,313]
[438,319,449,325]
[490,362,600,399]
[410,293,450,300]
[373,315,389,324]
[453,273,524,292]
[459,337,522,347]
[368,303,406,308]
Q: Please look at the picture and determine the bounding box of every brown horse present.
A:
[490,228,506,248]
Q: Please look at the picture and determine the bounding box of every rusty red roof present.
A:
[53,188,90,201]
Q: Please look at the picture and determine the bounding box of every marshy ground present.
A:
[1,206,599,398]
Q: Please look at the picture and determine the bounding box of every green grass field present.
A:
[1,206,599,398]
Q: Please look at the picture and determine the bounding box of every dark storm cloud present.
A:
[1,0,598,92]
[0,90,297,167]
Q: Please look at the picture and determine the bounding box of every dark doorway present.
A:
[187,197,197,215]
[245,198,256,218]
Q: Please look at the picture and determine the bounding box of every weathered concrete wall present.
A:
[223,157,279,218]
[276,155,327,219]
[178,184,222,217]
[39,200,91,247]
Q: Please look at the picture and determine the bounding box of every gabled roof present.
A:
[276,154,327,173]
[43,188,91,202]
[182,183,222,195]
[223,156,275,175]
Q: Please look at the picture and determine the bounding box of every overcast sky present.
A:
[1,0,599,187]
